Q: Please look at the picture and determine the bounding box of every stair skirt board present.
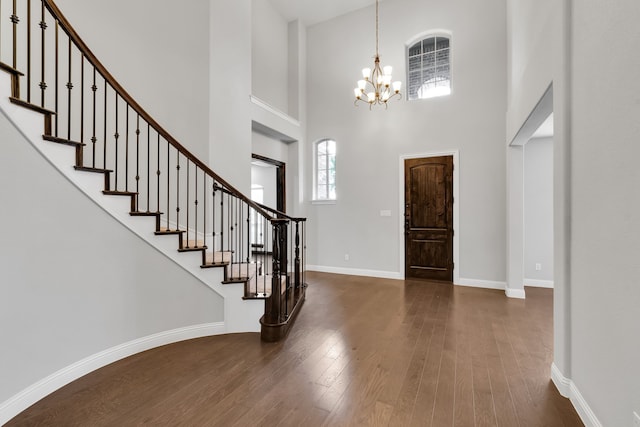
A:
[0,323,225,426]
[0,72,264,335]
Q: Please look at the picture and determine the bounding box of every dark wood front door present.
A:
[404,156,454,281]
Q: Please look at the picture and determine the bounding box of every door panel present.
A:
[405,156,453,281]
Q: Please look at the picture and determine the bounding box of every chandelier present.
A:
[353,0,402,109]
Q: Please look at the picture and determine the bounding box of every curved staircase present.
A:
[0,0,306,340]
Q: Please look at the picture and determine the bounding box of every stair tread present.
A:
[0,61,24,76]
[10,97,55,115]
[130,211,162,216]
[43,135,86,147]
[222,277,252,284]
[74,166,113,173]
[103,190,137,196]
[242,293,271,300]
[155,227,184,235]
[201,261,229,269]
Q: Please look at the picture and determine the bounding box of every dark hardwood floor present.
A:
[7,272,583,426]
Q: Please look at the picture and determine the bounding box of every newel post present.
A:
[264,218,289,325]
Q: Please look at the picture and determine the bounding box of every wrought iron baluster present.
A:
[166,140,170,230]
[156,134,161,213]
[186,161,190,247]
[114,93,119,190]
[54,20,58,136]
[228,193,233,275]
[146,123,150,211]
[66,36,72,140]
[125,104,129,191]
[147,122,151,212]
[219,187,224,254]
[176,150,180,231]
[246,201,250,267]
[91,68,96,167]
[76,52,84,167]
[39,1,47,108]
[11,0,18,70]
[27,0,31,102]
[135,114,140,208]
[102,79,107,169]
[80,54,84,145]
[212,182,217,256]
[239,200,244,278]
[203,171,207,252]
[194,165,199,247]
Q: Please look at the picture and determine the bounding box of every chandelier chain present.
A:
[375,0,379,56]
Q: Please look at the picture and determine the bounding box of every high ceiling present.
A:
[268,0,378,26]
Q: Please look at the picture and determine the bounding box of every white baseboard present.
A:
[505,287,526,299]
[551,363,602,427]
[306,265,403,280]
[306,270,513,293]
[524,278,554,288]
[0,322,225,425]
[457,278,506,291]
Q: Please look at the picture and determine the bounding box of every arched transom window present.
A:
[407,35,451,100]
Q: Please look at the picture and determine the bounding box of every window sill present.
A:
[311,199,336,205]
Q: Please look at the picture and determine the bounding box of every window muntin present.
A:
[407,35,451,100]
[314,139,336,201]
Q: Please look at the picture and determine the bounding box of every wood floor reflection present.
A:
[7,272,583,426]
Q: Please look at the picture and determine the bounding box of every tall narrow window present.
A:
[407,35,451,100]
[314,139,336,201]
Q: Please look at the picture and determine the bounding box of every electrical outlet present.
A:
[535,263,542,271]
[344,254,350,261]
[633,411,640,426]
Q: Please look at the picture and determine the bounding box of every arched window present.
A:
[314,139,336,201]
[407,35,451,100]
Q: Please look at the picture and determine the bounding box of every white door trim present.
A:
[399,150,460,284]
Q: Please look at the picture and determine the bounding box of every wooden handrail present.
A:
[255,202,307,222]
[42,0,271,220]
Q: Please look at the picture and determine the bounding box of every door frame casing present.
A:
[251,153,286,213]
[399,150,460,283]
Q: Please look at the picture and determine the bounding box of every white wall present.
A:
[210,0,253,194]
[54,0,211,161]
[252,130,289,162]
[252,0,289,113]
[569,1,640,425]
[0,112,223,407]
[305,0,507,282]
[506,0,572,383]
[524,137,553,283]
[509,0,640,424]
